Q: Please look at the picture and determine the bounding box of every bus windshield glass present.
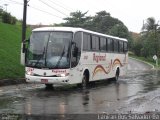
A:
[26,31,72,69]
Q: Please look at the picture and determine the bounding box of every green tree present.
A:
[133,38,142,56]
[59,10,131,48]
[109,23,129,38]
[91,11,122,34]
[0,7,3,22]
[1,11,17,24]
[142,17,160,57]
[61,10,129,36]
[2,11,11,24]
[11,16,17,24]
[0,7,3,16]
[142,17,156,32]
[63,11,92,28]
[140,33,155,57]
[109,23,133,50]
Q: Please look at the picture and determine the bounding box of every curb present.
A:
[129,57,155,69]
[0,78,26,86]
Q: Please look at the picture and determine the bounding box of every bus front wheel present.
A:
[45,84,54,89]
[82,74,88,89]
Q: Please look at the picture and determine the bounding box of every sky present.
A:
[0,0,160,33]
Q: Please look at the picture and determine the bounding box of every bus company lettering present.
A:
[52,69,66,73]
[27,68,34,72]
[93,53,106,63]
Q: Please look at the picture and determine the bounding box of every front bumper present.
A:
[25,75,70,85]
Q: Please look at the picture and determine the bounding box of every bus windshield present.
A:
[26,31,72,69]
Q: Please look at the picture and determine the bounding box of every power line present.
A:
[51,0,74,11]
[46,0,72,12]
[38,0,68,17]
[4,0,23,5]
[28,5,63,19]
[2,0,63,19]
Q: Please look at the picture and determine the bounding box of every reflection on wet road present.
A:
[0,58,160,115]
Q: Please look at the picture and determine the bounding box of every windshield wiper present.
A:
[44,32,52,67]
[54,46,65,68]
[33,47,45,68]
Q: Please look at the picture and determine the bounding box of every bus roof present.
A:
[32,27,127,42]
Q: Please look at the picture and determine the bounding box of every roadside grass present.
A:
[129,54,160,69]
[0,22,31,79]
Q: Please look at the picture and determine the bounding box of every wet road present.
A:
[0,58,160,117]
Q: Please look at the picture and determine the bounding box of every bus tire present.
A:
[114,68,119,81]
[45,84,54,89]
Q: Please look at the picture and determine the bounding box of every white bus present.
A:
[21,27,128,88]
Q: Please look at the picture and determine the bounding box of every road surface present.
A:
[0,58,160,119]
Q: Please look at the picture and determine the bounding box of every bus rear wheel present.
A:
[82,74,88,89]
[114,69,119,81]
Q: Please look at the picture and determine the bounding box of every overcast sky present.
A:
[0,0,160,33]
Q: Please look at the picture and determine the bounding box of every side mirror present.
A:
[72,42,78,57]
[22,39,29,53]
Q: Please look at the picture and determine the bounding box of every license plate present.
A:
[41,79,48,83]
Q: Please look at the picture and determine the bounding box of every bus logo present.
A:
[43,72,46,76]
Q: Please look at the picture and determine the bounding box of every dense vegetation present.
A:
[132,17,160,66]
[0,8,17,24]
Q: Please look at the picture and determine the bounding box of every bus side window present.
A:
[119,41,123,53]
[106,38,108,51]
[71,32,82,68]
[91,35,99,51]
[107,38,111,52]
[83,33,91,51]
[123,42,128,53]
[100,37,106,51]
[108,38,114,52]
[114,39,118,53]
[112,39,114,52]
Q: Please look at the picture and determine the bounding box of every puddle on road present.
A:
[122,70,160,93]
[0,70,160,114]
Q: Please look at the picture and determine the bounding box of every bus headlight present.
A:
[26,71,33,75]
[57,73,69,77]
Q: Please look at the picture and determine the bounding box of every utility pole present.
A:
[22,0,28,52]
